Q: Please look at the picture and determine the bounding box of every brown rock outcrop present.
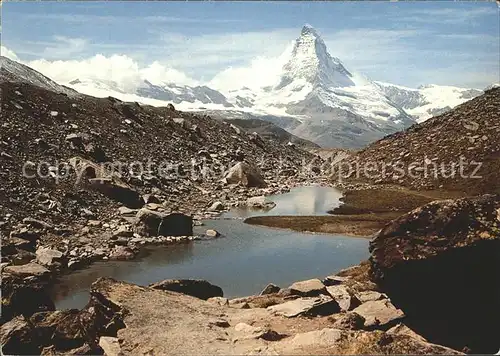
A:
[369,194,500,353]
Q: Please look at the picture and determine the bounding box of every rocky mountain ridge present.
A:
[333,87,500,195]
[3,24,490,148]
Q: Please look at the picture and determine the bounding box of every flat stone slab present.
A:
[326,285,360,311]
[99,336,122,356]
[268,295,339,318]
[260,283,280,295]
[282,328,343,349]
[288,278,327,297]
[4,262,50,277]
[356,291,387,303]
[323,275,349,286]
[36,247,63,266]
[352,300,405,329]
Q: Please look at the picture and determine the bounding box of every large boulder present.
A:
[89,177,143,209]
[369,194,500,353]
[1,296,124,355]
[69,156,143,208]
[287,278,327,297]
[1,274,55,323]
[1,316,39,355]
[135,209,193,237]
[326,284,361,312]
[4,262,50,277]
[135,208,164,236]
[224,162,267,188]
[160,213,193,236]
[35,247,64,267]
[351,300,405,330]
[245,196,276,210]
[149,279,223,300]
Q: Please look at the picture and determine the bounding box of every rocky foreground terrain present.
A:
[2,195,498,355]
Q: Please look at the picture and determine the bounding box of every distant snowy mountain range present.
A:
[1,25,493,148]
[373,81,484,123]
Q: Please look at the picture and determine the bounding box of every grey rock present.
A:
[245,196,276,210]
[4,262,50,277]
[150,279,223,300]
[326,285,361,311]
[205,229,220,238]
[260,283,281,295]
[35,247,64,267]
[98,336,122,356]
[208,201,225,212]
[118,206,138,216]
[352,300,405,330]
[224,162,267,188]
[288,278,327,297]
[268,295,339,318]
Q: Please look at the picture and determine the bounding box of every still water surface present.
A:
[52,186,369,309]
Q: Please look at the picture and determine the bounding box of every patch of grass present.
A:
[244,214,396,237]
[331,188,448,215]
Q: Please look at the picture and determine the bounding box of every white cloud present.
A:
[140,61,199,86]
[12,53,198,92]
[154,29,299,75]
[1,46,20,61]
[209,42,294,91]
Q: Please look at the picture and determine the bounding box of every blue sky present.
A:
[1,1,499,88]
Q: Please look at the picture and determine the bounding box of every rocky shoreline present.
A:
[2,193,498,355]
[0,263,462,356]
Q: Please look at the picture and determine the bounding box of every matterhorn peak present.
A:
[300,24,320,37]
[275,25,355,90]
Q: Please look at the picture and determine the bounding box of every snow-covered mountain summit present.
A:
[375,81,484,123]
[276,24,355,90]
[65,76,235,109]
[221,25,414,147]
